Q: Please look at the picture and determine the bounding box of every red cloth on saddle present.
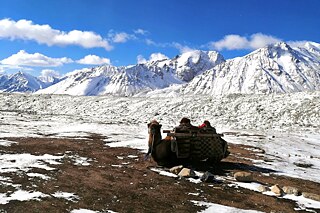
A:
[198,123,207,128]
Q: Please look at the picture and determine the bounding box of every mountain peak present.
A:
[273,42,291,49]
[0,71,60,93]
[183,41,320,95]
[177,50,224,65]
[3,41,320,96]
[36,50,225,96]
[246,42,296,59]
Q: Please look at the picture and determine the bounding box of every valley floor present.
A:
[0,92,319,212]
[0,135,319,213]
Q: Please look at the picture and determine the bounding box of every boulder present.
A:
[200,171,215,183]
[178,168,196,177]
[271,184,284,196]
[169,165,184,175]
[257,185,269,193]
[234,171,253,182]
[282,186,300,196]
[302,192,320,201]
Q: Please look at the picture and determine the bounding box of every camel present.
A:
[145,119,230,167]
[145,120,178,166]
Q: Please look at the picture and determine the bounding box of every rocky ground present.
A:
[0,134,320,213]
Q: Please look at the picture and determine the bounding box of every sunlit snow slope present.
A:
[0,71,58,92]
[184,42,320,95]
[10,41,320,96]
[37,50,224,96]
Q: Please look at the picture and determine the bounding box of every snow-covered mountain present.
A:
[36,50,225,96]
[183,42,320,95]
[0,71,59,93]
[4,42,320,96]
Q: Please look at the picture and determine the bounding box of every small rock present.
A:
[234,171,253,182]
[283,186,300,196]
[257,185,269,192]
[200,171,215,183]
[169,165,184,175]
[302,192,320,201]
[294,162,313,168]
[271,184,284,196]
[178,168,196,177]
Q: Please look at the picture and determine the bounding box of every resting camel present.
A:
[145,120,177,166]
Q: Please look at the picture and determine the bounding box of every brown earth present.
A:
[0,134,319,213]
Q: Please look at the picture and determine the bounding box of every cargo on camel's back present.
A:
[146,118,229,167]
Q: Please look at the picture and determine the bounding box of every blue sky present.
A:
[0,0,319,77]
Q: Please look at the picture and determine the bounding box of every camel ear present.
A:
[159,124,162,128]
[147,123,151,128]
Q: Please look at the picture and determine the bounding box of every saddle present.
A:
[164,126,229,163]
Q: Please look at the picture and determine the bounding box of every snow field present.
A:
[0,92,319,212]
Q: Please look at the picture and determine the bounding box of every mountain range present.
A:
[1,42,320,96]
[184,42,320,95]
[0,71,59,93]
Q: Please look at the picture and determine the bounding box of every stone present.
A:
[302,192,320,201]
[282,186,300,196]
[257,185,269,193]
[178,168,196,177]
[169,165,184,175]
[200,171,216,183]
[234,171,253,182]
[271,184,284,196]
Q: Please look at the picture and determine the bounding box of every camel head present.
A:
[147,120,162,149]
[148,120,162,141]
[145,120,176,165]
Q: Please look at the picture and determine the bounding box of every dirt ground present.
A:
[0,134,319,213]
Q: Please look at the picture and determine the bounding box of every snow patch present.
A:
[0,190,48,204]
[0,153,63,173]
[52,191,80,202]
[0,140,17,146]
[191,200,264,213]
[150,168,178,178]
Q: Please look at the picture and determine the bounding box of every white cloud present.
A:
[38,69,62,82]
[172,42,195,53]
[145,39,195,54]
[40,69,61,78]
[113,32,131,43]
[210,33,282,50]
[145,38,157,46]
[76,55,111,65]
[137,55,147,64]
[134,29,148,35]
[108,30,136,43]
[210,34,249,50]
[145,39,172,48]
[288,40,309,48]
[0,50,73,67]
[0,18,113,50]
[0,64,33,73]
[249,33,281,49]
[136,53,168,64]
[149,53,169,62]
